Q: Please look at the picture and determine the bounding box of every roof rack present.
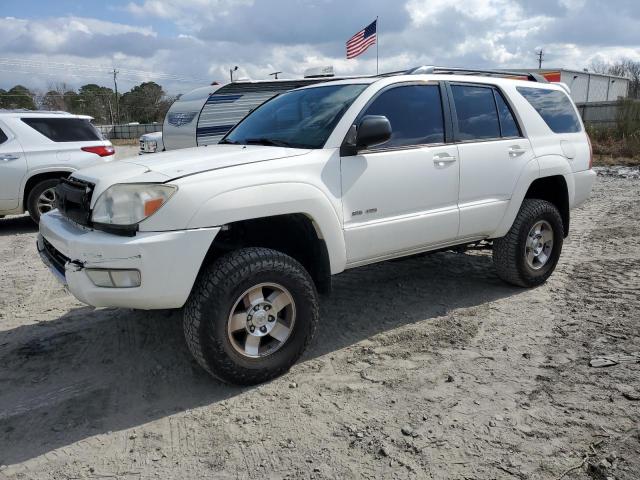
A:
[379,66,548,83]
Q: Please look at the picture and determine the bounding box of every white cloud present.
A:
[559,0,586,10]
[126,0,253,28]
[406,0,522,25]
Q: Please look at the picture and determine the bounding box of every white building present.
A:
[513,69,629,104]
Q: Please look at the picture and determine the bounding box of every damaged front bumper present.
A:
[38,211,220,309]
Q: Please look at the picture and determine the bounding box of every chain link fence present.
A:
[95,123,163,140]
[576,102,621,127]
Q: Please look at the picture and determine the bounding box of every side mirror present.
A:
[356,115,391,150]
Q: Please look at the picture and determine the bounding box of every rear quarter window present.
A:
[21,117,102,142]
[516,87,582,133]
[0,127,7,144]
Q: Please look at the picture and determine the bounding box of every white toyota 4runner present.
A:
[38,68,596,385]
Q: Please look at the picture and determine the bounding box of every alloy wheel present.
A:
[37,187,57,215]
[227,282,296,358]
[525,220,554,270]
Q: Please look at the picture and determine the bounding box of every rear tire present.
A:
[493,199,564,287]
[183,247,319,385]
[26,179,59,224]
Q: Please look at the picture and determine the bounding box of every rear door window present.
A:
[21,117,102,142]
[451,84,501,140]
[360,84,445,149]
[494,90,521,137]
[516,87,582,133]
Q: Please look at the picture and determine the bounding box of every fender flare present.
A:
[21,167,76,210]
[536,154,576,207]
[187,182,347,274]
[491,155,574,238]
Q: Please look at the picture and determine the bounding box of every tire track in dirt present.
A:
[1,177,639,479]
[524,177,640,479]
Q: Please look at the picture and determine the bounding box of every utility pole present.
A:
[536,49,544,69]
[269,71,282,79]
[112,68,120,124]
[106,96,114,125]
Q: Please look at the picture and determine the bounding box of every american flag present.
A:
[346,20,377,59]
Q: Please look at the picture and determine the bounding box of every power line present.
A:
[1,93,174,98]
[0,57,211,84]
[0,58,203,81]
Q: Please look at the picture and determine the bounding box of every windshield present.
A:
[221,84,369,149]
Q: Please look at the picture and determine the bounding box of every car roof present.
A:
[0,109,93,120]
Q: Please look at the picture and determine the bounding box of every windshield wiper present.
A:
[243,137,295,148]
[218,139,240,145]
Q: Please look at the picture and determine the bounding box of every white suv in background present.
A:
[0,110,115,223]
[38,67,595,385]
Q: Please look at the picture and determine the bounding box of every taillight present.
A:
[82,145,115,157]
[586,135,593,169]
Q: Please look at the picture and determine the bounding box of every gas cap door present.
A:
[560,140,576,159]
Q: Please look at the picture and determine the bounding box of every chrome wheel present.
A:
[227,282,296,358]
[37,187,56,215]
[525,220,554,270]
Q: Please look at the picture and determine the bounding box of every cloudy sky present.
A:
[1,0,639,95]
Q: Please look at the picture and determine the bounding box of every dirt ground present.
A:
[0,170,639,480]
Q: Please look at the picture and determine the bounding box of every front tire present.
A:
[493,199,564,287]
[27,179,59,224]
[183,247,319,385]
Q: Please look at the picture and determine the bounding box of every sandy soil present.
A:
[0,172,639,479]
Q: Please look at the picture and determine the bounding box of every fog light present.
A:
[86,269,141,288]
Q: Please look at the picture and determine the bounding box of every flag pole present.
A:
[376,16,379,75]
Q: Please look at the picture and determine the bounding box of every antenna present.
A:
[269,71,282,80]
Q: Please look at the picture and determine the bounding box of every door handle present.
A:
[0,154,20,162]
[508,146,526,157]
[433,153,457,167]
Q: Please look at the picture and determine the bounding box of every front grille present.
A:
[42,238,69,277]
[56,177,94,226]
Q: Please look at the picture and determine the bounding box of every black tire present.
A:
[26,179,59,224]
[183,247,319,385]
[493,199,564,287]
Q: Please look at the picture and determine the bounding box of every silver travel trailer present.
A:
[140,68,341,154]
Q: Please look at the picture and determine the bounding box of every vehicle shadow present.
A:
[0,250,522,465]
[0,215,37,236]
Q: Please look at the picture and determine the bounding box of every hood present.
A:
[72,144,311,201]
[123,144,310,179]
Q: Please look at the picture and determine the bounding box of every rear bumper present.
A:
[572,169,597,209]
[38,211,220,309]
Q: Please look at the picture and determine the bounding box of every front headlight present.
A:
[92,184,177,226]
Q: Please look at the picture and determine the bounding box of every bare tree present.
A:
[588,58,640,99]
[41,82,74,111]
[588,59,609,74]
